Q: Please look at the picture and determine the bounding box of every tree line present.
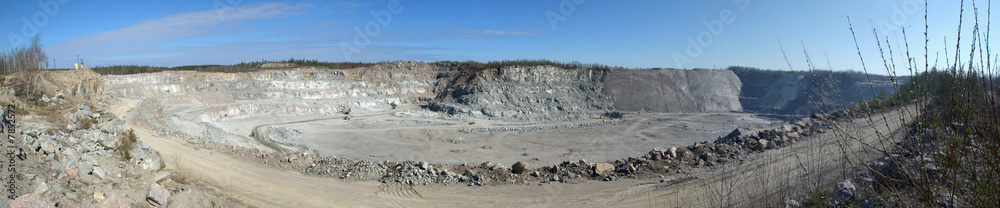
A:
[0,34,47,99]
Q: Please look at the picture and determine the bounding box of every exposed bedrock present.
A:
[104,63,438,121]
[729,66,903,116]
[103,62,897,124]
[430,66,744,121]
[103,63,749,123]
[429,66,614,121]
[602,68,742,113]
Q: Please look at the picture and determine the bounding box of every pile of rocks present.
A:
[7,104,242,207]
[258,126,303,144]
[835,122,965,207]
[458,121,607,133]
[216,112,846,188]
[712,113,832,150]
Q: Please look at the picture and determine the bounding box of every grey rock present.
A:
[593,163,614,176]
[31,181,47,194]
[511,161,528,174]
[936,192,964,208]
[418,161,429,170]
[668,146,678,159]
[146,183,170,206]
[785,199,800,207]
[130,147,162,171]
[152,171,171,183]
[40,141,56,154]
[491,163,505,171]
[77,161,94,177]
[834,180,856,204]
[92,167,106,180]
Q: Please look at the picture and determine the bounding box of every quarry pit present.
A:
[6,61,904,207]
[102,62,789,166]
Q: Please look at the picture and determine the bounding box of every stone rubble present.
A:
[8,103,244,207]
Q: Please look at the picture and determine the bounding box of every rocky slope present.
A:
[0,69,243,208]
[730,66,903,116]
[430,66,744,121]
[429,65,614,121]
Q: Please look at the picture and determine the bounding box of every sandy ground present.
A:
[214,107,780,166]
[109,97,915,207]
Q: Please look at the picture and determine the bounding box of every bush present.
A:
[78,116,97,129]
[117,129,137,161]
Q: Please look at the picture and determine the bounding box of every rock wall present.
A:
[430,66,744,121]
[35,69,106,102]
[602,69,742,113]
[107,62,912,122]
[730,67,904,116]
[104,63,438,121]
[430,66,613,121]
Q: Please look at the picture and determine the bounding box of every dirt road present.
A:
[110,98,915,207]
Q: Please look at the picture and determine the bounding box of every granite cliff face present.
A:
[430,66,744,121]
[729,66,903,116]
[603,69,742,113]
[429,66,613,121]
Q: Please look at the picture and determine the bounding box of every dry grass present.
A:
[792,0,1000,206]
[692,1,999,207]
[169,151,190,185]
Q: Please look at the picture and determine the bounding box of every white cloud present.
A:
[46,3,310,53]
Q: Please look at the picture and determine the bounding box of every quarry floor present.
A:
[197,104,781,166]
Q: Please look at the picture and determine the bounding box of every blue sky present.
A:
[1,0,995,75]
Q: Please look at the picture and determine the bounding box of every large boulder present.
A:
[833,180,856,205]
[130,147,162,171]
[593,163,615,176]
[511,161,529,174]
[147,183,171,206]
[717,127,753,144]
